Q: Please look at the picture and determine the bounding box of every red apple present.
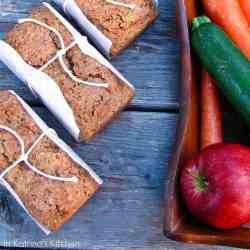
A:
[180,143,250,229]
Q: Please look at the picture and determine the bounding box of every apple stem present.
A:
[188,169,209,192]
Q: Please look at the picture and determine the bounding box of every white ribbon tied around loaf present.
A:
[63,0,136,11]
[18,18,109,89]
[0,125,78,183]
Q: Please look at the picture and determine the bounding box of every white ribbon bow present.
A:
[0,125,78,183]
[18,18,109,89]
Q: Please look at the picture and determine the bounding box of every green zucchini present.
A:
[192,16,250,125]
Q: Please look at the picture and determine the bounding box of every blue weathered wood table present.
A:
[0,1,239,249]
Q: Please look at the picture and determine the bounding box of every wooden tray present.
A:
[164,0,250,248]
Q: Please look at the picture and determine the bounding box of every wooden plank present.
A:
[0,109,180,249]
[0,0,180,110]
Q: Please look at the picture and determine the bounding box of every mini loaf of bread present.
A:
[0,90,101,232]
[4,5,135,142]
[73,0,159,56]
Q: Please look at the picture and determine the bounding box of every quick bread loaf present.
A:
[0,90,102,233]
[54,0,159,56]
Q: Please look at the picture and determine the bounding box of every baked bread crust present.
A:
[0,91,100,231]
[74,0,159,56]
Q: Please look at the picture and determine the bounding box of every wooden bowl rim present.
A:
[164,0,193,237]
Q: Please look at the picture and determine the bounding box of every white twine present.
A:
[0,125,78,183]
[63,0,135,11]
[18,18,108,88]
[105,0,136,9]
[62,0,136,13]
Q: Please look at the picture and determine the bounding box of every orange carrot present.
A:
[183,1,222,150]
[203,0,250,59]
[179,0,200,162]
[184,0,198,25]
[201,70,222,150]
[239,0,250,26]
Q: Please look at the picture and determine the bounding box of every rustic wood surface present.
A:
[0,0,240,249]
[0,0,180,110]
